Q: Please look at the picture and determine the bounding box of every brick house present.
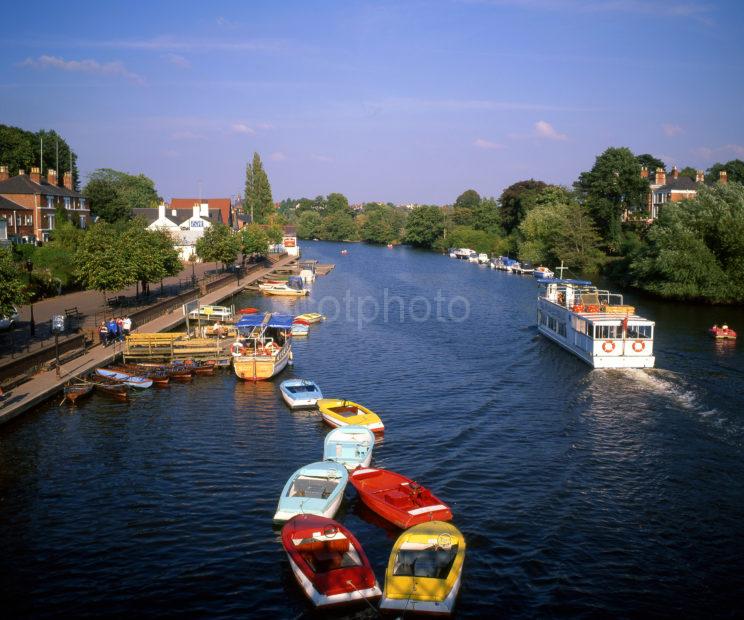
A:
[639,165,728,220]
[0,165,91,243]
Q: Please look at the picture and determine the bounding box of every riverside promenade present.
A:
[0,254,295,426]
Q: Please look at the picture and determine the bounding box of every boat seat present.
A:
[385,490,411,508]
[580,293,600,307]
[295,537,349,554]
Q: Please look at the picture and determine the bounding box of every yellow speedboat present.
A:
[295,312,325,323]
[317,399,384,434]
[380,521,466,616]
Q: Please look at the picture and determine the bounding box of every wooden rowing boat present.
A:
[109,365,170,386]
[88,376,130,402]
[63,383,93,404]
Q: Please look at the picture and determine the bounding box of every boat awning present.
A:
[236,313,294,329]
[540,278,593,286]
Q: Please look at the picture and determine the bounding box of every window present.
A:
[80,198,86,210]
[64,197,71,210]
[79,215,86,229]
[0,219,7,240]
[46,195,54,209]
[594,324,622,339]
[628,324,653,339]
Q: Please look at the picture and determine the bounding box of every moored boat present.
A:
[279,379,323,408]
[323,426,375,470]
[317,399,384,434]
[380,521,466,616]
[63,383,93,404]
[109,364,170,386]
[95,368,153,389]
[274,461,348,523]
[232,313,293,381]
[349,467,452,529]
[295,313,325,324]
[291,323,309,337]
[533,266,554,279]
[258,275,308,296]
[537,277,655,368]
[281,514,381,608]
[710,324,737,340]
[88,377,130,402]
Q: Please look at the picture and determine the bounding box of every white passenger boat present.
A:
[452,248,474,260]
[537,278,655,368]
[477,253,489,264]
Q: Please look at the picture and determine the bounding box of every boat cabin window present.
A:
[393,545,459,579]
[594,324,622,339]
[627,324,653,339]
[287,384,316,394]
[331,405,360,417]
[289,476,338,499]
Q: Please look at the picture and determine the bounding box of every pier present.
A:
[0,253,297,425]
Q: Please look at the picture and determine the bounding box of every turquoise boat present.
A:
[274,461,348,523]
[323,426,375,470]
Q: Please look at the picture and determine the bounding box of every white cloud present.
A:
[694,144,744,160]
[231,123,255,135]
[163,53,190,69]
[473,138,505,150]
[269,152,287,162]
[19,54,144,84]
[256,122,274,130]
[534,120,567,140]
[662,123,683,137]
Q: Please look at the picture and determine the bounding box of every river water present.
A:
[2,241,744,618]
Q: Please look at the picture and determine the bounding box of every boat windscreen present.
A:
[393,545,458,579]
[331,406,360,418]
[289,476,338,499]
[287,385,317,394]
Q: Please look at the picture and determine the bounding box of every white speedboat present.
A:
[537,278,655,368]
[280,379,323,408]
[533,266,554,279]
[467,251,479,263]
[274,461,348,522]
[477,253,489,264]
[323,426,375,470]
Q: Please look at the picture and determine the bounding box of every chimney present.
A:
[671,165,679,179]
[655,167,666,186]
[200,202,209,217]
[640,166,649,179]
[47,168,57,186]
[30,166,41,184]
[696,169,705,183]
[192,204,200,219]
[719,170,728,185]
[63,171,73,190]
[158,203,166,220]
[0,165,8,182]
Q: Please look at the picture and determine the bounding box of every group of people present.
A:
[98,316,132,346]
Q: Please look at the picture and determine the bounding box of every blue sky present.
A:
[2,0,743,204]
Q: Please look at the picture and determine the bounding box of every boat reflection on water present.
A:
[352,500,401,542]
[233,380,283,433]
[713,338,737,356]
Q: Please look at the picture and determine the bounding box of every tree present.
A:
[244,152,274,224]
[575,147,649,251]
[472,197,502,234]
[297,211,323,239]
[404,206,444,248]
[629,182,744,302]
[706,159,744,185]
[122,222,181,294]
[240,224,270,257]
[75,222,138,294]
[0,124,79,188]
[32,218,83,289]
[499,179,548,233]
[195,223,241,269]
[83,168,158,222]
[679,166,698,180]
[452,189,481,226]
[320,212,357,241]
[325,192,352,215]
[265,224,283,244]
[0,247,29,317]
[359,208,395,244]
[636,153,666,175]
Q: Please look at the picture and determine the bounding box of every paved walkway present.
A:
[0,254,295,426]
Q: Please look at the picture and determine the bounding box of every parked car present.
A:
[0,306,19,330]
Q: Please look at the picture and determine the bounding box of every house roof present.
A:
[132,207,193,226]
[169,198,230,225]
[0,174,82,198]
[0,195,32,211]
[656,176,699,192]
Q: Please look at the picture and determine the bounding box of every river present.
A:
[2,241,743,618]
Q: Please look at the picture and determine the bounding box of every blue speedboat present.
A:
[290,323,309,337]
[323,426,375,470]
[274,461,348,522]
[279,379,323,408]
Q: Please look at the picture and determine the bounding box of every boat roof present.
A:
[575,311,653,323]
[281,379,319,388]
[540,278,593,286]
[298,461,347,478]
[236,313,294,329]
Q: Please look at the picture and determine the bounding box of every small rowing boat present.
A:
[63,383,93,404]
[274,461,348,523]
[710,324,737,340]
[323,426,375,470]
[281,514,381,608]
[291,323,309,337]
[349,467,452,529]
[95,368,153,389]
[295,313,325,324]
[109,365,169,386]
[380,521,466,616]
[317,399,384,434]
[280,379,323,408]
[88,377,130,402]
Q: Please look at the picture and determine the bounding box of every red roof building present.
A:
[168,198,232,226]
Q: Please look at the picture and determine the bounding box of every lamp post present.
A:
[26,259,35,336]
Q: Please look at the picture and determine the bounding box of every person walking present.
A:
[107,318,117,346]
[116,317,124,342]
[98,321,109,347]
[122,316,132,337]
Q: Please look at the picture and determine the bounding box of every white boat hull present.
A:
[273,491,344,523]
[281,393,319,409]
[287,556,381,608]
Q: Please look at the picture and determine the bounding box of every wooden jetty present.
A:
[123,333,231,365]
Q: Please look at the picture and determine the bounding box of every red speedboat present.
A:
[238,307,259,314]
[709,324,737,340]
[292,318,310,326]
[281,515,381,608]
[349,467,452,529]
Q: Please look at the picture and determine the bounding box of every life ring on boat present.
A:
[230,342,246,356]
[602,340,615,353]
[632,340,645,352]
[586,304,600,313]
[572,304,585,312]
